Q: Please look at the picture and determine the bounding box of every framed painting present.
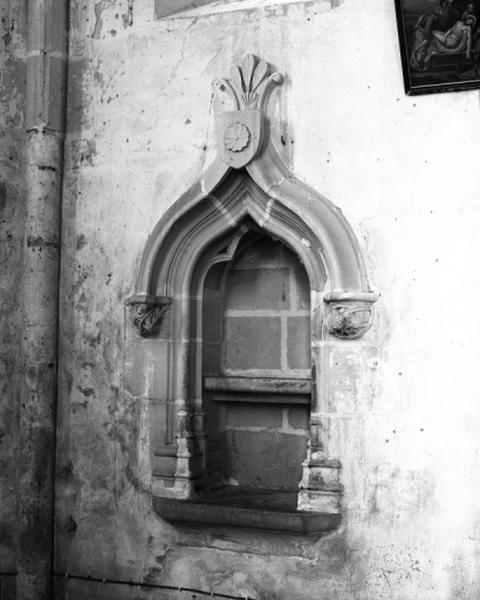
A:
[395,0,480,94]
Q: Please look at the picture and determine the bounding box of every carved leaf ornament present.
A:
[326,304,374,339]
[230,54,270,108]
[126,295,171,337]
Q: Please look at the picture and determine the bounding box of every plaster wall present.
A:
[55,0,480,599]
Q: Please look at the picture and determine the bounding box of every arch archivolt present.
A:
[126,54,377,514]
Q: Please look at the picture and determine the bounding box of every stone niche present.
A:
[203,232,311,494]
[127,54,377,535]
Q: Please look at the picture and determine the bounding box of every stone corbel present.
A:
[324,292,378,339]
[126,294,172,337]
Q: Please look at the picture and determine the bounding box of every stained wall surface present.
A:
[0,0,27,595]
[30,0,480,598]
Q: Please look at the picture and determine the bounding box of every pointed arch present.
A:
[126,152,377,507]
[125,54,378,519]
[133,152,374,301]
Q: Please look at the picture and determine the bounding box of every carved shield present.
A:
[216,109,264,169]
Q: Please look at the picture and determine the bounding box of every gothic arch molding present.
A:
[133,154,373,300]
[126,54,377,524]
[129,151,377,341]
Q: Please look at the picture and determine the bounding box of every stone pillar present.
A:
[16,1,68,598]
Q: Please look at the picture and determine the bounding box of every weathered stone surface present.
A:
[52,0,480,593]
[2,0,480,598]
[0,143,26,574]
[0,575,16,600]
[295,266,310,310]
[225,316,281,370]
[287,316,310,369]
[0,0,28,583]
[225,267,291,310]
[287,406,309,431]
[204,375,311,395]
[222,430,308,490]
[154,490,341,534]
[225,403,283,428]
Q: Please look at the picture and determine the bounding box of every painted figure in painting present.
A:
[397,0,480,93]
[422,14,476,69]
[410,0,477,71]
[410,7,444,69]
[409,0,460,69]
[459,3,480,76]
[462,1,477,21]
[438,0,461,28]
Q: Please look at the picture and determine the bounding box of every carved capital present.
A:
[324,292,378,339]
[126,294,171,337]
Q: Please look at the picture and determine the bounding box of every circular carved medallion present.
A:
[224,122,250,152]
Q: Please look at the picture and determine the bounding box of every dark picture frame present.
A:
[395,0,480,94]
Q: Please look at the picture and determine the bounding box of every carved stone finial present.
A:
[215,54,282,169]
[324,292,378,339]
[216,53,283,111]
[126,294,171,337]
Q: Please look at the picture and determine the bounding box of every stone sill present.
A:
[154,487,340,535]
[204,376,311,404]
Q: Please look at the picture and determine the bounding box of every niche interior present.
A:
[127,55,377,535]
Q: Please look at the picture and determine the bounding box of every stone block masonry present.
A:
[203,234,311,492]
[222,238,311,377]
[225,316,282,370]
